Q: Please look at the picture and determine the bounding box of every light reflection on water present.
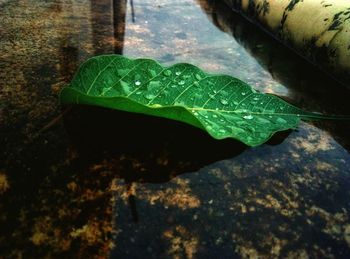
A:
[123,0,291,97]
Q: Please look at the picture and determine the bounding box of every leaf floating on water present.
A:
[60,54,343,146]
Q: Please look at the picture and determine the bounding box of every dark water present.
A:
[1,0,350,258]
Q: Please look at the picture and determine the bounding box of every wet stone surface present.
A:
[1,0,350,258]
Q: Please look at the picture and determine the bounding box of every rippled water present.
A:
[1,0,350,257]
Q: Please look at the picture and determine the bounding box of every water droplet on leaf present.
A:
[220,99,228,105]
[144,93,155,100]
[243,115,254,120]
[135,80,141,86]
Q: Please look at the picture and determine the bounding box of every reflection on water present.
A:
[0,0,350,257]
[64,106,248,183]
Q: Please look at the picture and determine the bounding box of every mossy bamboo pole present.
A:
[222,0,350,86]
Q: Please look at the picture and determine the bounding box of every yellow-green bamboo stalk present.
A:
[223,0,350,86]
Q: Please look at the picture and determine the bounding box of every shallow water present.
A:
[1,0,350,257]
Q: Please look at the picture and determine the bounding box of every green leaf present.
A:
[60,54,332,146]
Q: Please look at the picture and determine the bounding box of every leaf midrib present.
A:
[65,87,304,117]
